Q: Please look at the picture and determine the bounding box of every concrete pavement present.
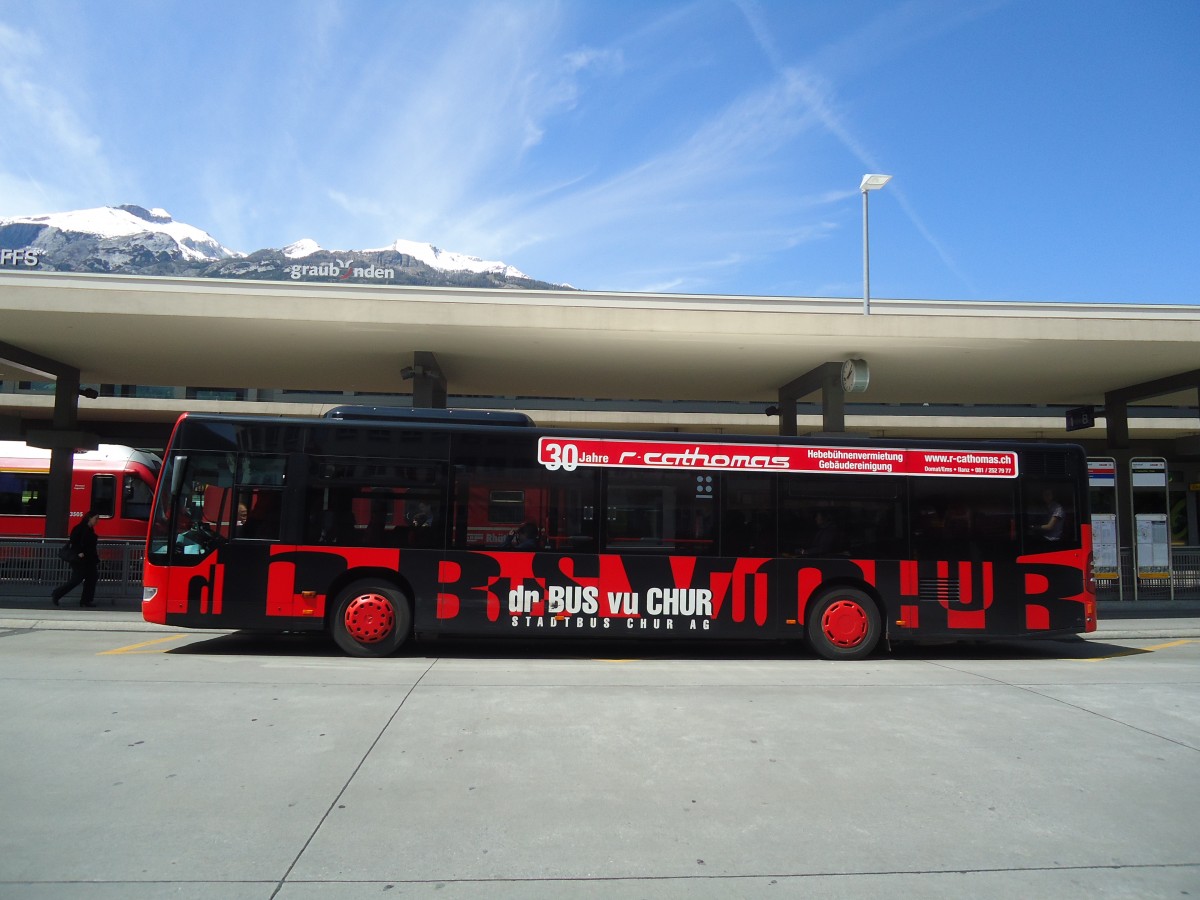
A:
[5,613,1199,897]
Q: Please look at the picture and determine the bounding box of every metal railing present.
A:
[1096,547,1200,603]
[0,539,144,602]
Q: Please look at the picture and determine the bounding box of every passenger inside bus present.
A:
[1030,489,1065,544]
[405,500,436,547]
[801,509,840,556]
[313,504,356,545]
[408,501,434,528]
[176,507,219,554]
[502,521,541,551]
[230,502,250,536]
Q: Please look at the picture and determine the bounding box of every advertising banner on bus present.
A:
[538,437,1018,478]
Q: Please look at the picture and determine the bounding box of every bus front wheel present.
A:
[331,581,411,658]
[806,588,881,661]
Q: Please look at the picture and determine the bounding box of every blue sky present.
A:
[1,0,1197,302]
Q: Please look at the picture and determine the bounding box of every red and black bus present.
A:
[0,441,160,539]
[142,408,1096,659]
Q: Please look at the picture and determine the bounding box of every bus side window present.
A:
[910,478,1018,560]
[779,475,906,559]
[240,488,283,540]
[303,456,447,548]
[449,439,596,554]
[604,469,717,556]
[91,474,116,518]
[453,467,546,550]
[233,455,288,541]
[721,474,777,557]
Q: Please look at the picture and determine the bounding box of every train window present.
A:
[91,475,115,517]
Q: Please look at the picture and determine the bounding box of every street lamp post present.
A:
[860,173,892,316]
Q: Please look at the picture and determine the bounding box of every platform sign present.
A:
[1087,458,1120,588]
[1130,458,1173,594]
[1134,514,1170,574]
[1066,405,1097,432]
[1088,458,1116,488]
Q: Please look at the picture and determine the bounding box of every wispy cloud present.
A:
[0,23,122,216]
[9,0,1146,303]
[398,1,992,291]
[285,4,568,246]
[520,46,625,150]
[733,0,993,294]
[436,55,847,289]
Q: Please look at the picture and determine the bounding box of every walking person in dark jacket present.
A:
[52,510,101,608]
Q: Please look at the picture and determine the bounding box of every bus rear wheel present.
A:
[807,588,881,661]
[331,581,411,658]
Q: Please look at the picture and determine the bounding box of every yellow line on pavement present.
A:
[1077,638,1196,662]
[1142,639,1197,652]
[99,635,189,655]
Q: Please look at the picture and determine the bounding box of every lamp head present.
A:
[860,173,893,192]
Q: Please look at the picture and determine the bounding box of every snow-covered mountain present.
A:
[1,205,241,263]
[282,236,532,281]
[0,205,565,289]
[370,238,531,281]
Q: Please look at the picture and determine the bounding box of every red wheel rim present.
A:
[343,593,396,644]
[821,598,869,649]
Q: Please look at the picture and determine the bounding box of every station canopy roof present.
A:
[2,270,1199,419]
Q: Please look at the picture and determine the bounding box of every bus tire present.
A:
[806,587,881,661]
[331,581,411,658]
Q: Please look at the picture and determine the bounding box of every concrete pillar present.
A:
[776,362,845,436]
[1104,395,1130,450]
[46,368,82,538]
[408,351,447,409]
